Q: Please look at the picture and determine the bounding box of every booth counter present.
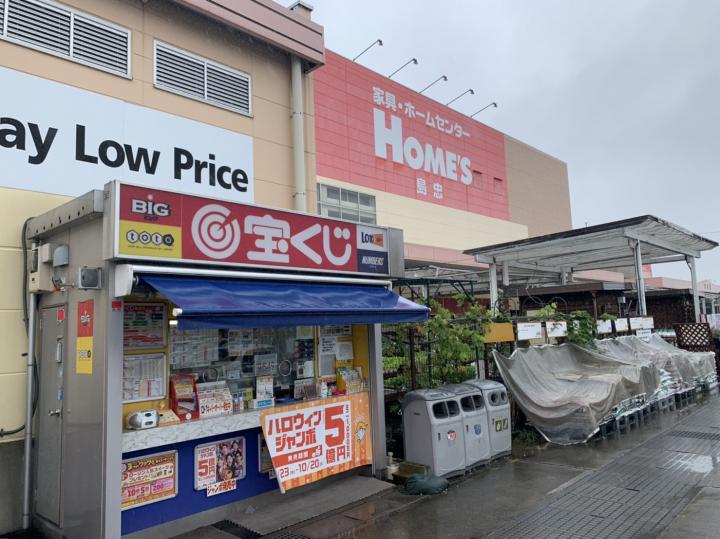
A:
[26,181,428,539]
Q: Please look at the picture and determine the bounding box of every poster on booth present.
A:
[260,393,372,492]
[121,451,177,510]
[194,437,245,496]
[76,299,94,375]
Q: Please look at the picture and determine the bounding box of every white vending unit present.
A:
[402,389,466,477]
[465,379,512,459]
[439,384,491,468]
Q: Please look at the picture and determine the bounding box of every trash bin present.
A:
[464,379,512,459]
[438,383,491,468]
[402,389,466,477]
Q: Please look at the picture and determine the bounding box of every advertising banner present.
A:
[121,451,177,510]
[0,66,253,202]
[116,183,391,275]
[260,393,372,492]
[76,299,94,375]
[194,437,245,497]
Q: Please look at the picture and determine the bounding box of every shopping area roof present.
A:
[463,215,717,321]
[464,215,717,273]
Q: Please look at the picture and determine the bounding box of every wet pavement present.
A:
[267,391,720,539]
[183,391,720,539]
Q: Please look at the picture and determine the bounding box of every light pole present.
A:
[388,57,418,79]
[470,102,498,118]
[446,88,474,106]
[352,39,383,62]
[419,75,448,94]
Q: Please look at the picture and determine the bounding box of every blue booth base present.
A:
[121,426,277,536]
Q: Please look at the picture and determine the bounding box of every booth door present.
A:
[36,306,66,525]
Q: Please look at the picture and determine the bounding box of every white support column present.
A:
[687,256,701,323]
[489,263,498,314]
[502,261,510,287]
[632,240,647,316]
[291,55,307,212]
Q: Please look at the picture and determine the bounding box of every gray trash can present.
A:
[402,389,465,477]
[464,379,511,459]
[438,383,491,468]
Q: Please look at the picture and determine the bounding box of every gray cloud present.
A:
[306,0,720,280]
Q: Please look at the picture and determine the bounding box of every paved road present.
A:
[488,398,720,538]
[348,392,720,539]
[188,393,720,539]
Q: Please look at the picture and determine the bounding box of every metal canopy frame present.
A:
[464,215,718,322]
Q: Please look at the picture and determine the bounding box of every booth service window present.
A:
[122,302,366,426]
[0,0,131,77]
[317,184,377,224]
[154,41,252,116]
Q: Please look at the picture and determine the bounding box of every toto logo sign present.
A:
[191,204,241,259]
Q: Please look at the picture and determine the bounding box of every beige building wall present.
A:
[505,135,572,236]
[0,0,316,443]
[318,176,529,254]
[0,189,71,442]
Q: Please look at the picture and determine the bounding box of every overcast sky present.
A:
[303,0,720,282]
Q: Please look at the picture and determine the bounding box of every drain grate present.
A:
[268,532,312,539]
[212,520,261,538]
[668,430,720,442]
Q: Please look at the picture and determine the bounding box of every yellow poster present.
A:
[118,220,182,259]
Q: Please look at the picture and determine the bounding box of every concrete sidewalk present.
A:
[266,391,720,539]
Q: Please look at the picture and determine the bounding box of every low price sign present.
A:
[260,393,372,492]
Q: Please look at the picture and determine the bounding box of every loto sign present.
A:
[115,183,392,275]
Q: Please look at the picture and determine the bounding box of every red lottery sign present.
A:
[116,183,390,275]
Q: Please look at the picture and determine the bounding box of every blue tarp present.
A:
[140,274,429,329]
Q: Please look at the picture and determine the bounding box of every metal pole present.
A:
[368,324,386,478]
[489,263,498,315]
[22,291,37,529]
[632,240,647,316]
[408,327,417,390]
[502,261,510,287]
[687,256,701,323]
[291,55,307,212]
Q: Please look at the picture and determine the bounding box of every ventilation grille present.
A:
[2,0,130,77]
[155,43,204,99]
[155,41,252,115]
[72,14,129,74]
[7,0,71,55]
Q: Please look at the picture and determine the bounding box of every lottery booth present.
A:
[26,181,428,539]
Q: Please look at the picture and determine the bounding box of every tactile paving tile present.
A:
[489,400,720,539]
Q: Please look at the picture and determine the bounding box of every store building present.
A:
[312,50,572,270]
[0,2,576,537]
[0,0,324,534]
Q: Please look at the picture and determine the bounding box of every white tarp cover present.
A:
[644,334,717,384]
[493,344,659,445]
